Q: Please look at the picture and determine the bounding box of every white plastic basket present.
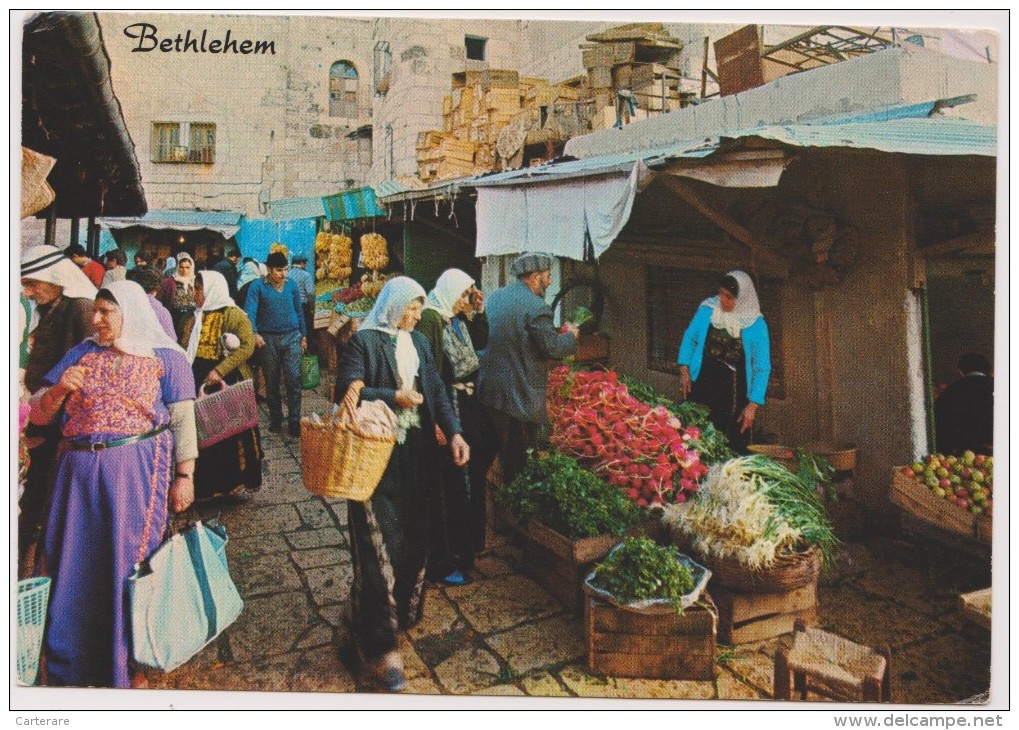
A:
[17,577,51,685]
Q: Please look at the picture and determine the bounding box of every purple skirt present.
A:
[40,430,172,688]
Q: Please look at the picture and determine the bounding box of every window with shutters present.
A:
[329,61,359,117]
[373,41,391,95]
[151,122,215,163]
[646,265,784,399]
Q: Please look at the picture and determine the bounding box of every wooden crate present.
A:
[586,590,717,680]
[890,467,987,542]
[519,519,621,564]
[713,582,818,645]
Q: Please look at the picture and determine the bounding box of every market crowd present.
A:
[18,241,792,693]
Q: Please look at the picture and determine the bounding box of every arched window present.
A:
[329,61,358,117]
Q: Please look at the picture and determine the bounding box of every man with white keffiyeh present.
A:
[18,245,99,574]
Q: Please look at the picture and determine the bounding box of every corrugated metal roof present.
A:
[734,117,996,157]
[98,209,242,237]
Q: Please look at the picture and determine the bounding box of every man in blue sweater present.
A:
[244,251,307,437]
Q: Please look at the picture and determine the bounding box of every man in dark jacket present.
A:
[477,252,578,485]
[935,352,994,456]
[213,244,241,299]
[19,245,98,574]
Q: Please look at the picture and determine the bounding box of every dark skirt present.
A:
[690,355,751,453]
[428,387,497,578]
[192,357,263,500]
[347,425,434,660]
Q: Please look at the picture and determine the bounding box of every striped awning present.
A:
[322,186,385,221]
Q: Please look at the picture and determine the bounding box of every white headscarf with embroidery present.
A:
[97,280,187,358]
[703,270,762,338]
[185,270,237,363]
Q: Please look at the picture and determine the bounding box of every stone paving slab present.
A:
[288,645,357,693]
[484,614,585,675]
[228,591,317,662]
[521,672,572,697]
[452,574,563,634]
[225,503,303,538]
[558,664,716,700]
[232,552,304,597]
[716,668,768,700]
[290,545,349,570]
[304,564,353,606]
[817,584,944,650]
[718,646,776,697]
[296,499,339,530]
[407,590,462,642]
[285,526,346,550]
[431,644,504,694]
[890,632,993,705]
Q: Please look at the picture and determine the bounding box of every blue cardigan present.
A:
[677,304,771,406]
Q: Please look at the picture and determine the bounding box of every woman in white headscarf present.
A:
[180,270,263,501]
[157,251,198,338]
[677,270,772,452]
[29,280,197,689]
[334,276,469,692]
[415,269,494,586]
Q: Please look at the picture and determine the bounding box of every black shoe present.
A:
[269,421,283,433]
[288,423,301,438]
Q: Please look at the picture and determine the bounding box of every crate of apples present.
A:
[901,450,993,517]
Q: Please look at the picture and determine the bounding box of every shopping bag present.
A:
[194,379,258,449]
[301,354,321,390]
[128,519,244,673]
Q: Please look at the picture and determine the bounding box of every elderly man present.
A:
[19,245,98,574]
[477,252,578,485]
[244,251,307,437]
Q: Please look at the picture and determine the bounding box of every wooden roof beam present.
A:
[660,176,789,277]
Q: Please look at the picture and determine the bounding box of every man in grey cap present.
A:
[477,252,579,486]
[19,245,98,574]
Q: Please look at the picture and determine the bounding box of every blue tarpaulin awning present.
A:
[323,187,385,221]
[236,218,318,267]
[98,209,243,238]
[266,196,327,221]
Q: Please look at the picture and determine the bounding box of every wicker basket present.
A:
[803,442,857,471]
[671,530,823,593]
[747,443,797,472]
[300,380,396,502]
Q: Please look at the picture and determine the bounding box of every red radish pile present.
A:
[547,366,709,506]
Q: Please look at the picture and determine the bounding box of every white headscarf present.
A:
[20,245,98,301]
[703,270,762,338]
[237,259,261,289]
[424,268,474,320]
[96,279,187,358]
[361,276,426,390]
[185,270,237,363]
[173,252,196,288]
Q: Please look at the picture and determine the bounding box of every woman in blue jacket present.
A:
[677,270,771,452]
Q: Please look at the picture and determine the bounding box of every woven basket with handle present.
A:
[300,380,396,501]
[671,530,823,593]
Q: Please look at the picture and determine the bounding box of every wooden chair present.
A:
[774,619,891,703]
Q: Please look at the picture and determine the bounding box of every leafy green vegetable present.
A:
[569,306,595,328]
[794,448,836,501]
[590,537,695,613]
[498,452,642,540]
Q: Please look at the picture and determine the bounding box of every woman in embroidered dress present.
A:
[677,270,771,453]
[157,251,198,339]
[334,276,469,692]
[181,270,263,501]
[415,269,495,586]
[29,280,197,688]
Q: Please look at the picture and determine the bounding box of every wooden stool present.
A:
[774,619,891,702]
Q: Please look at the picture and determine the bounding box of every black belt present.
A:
[67,424,170,452]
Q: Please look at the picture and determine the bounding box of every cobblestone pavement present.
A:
[141,377,994,708]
